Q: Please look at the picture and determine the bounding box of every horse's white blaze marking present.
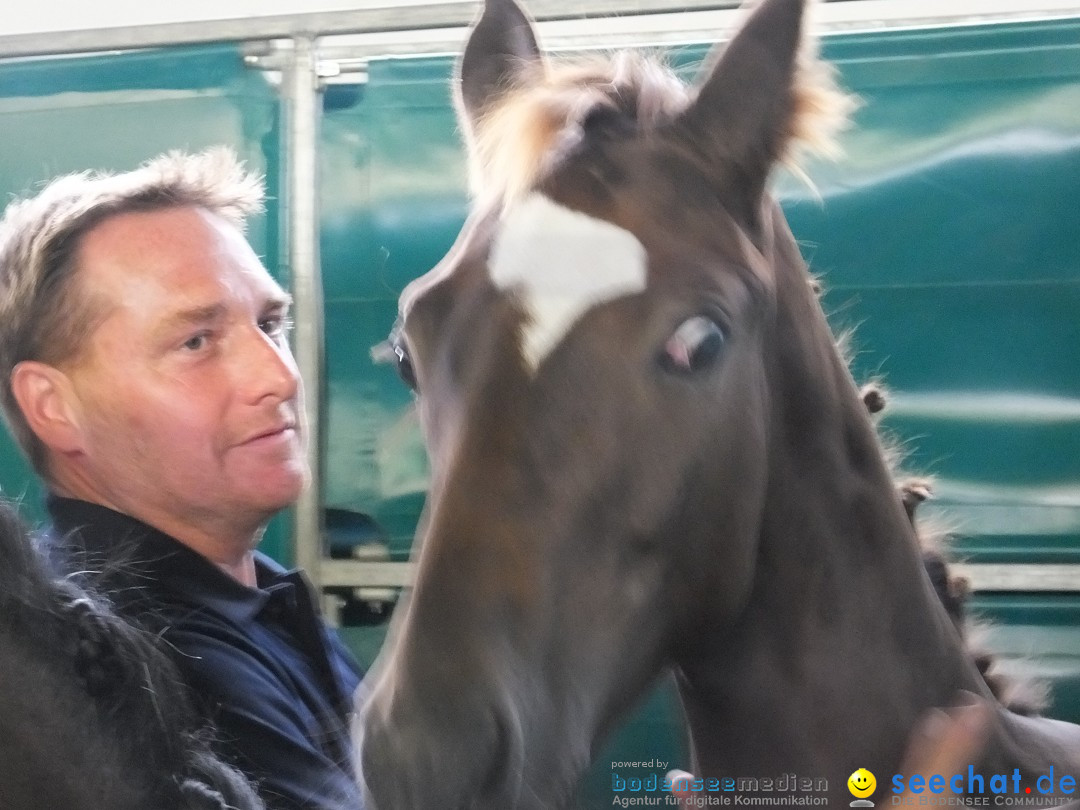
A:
[489,192,648,372]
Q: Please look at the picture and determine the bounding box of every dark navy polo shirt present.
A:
[46,496,365,810]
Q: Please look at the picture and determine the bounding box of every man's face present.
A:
[61,205,308,537]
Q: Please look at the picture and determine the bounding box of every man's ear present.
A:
[10,361,86,455]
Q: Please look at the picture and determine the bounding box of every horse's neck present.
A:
[679,410,982,780]
[676,254,1080,783]
[678,256,988,780]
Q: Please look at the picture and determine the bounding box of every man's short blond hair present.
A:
[0,148,265,475]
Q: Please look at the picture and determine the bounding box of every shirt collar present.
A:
[45,494,298,625]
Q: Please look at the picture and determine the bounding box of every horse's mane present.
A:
[463,41,854,208]
[854,386,1048,717]
[821,278,1046,716]
[0,501,263,810]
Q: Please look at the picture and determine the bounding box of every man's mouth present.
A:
[242,422,297,445]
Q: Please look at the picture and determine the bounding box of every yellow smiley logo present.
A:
[848,768,876,799]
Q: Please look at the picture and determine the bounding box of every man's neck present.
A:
[214,553,259,588]
[50,474,264,588]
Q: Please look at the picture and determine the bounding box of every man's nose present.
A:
[237,326,301,404]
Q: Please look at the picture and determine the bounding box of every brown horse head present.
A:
[358,0,1080,807]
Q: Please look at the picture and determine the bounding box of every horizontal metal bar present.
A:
[320,560,415,589]
[1,1,728,60]
[313,1,1080,65]
[952,563,1080,592]
[318,561,1080,592]
[4,0,1080,60]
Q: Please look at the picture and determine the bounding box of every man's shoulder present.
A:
[161,616,288,687]
[42,497,199,590]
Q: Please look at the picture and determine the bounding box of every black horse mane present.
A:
[857,385,1047,717]
[0,499,264,810]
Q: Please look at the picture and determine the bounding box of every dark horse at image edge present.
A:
[358,0,1080,807]
[0,500,264,810]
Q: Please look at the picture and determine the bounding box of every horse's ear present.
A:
[457,0,544,131]
[677,0,817,224]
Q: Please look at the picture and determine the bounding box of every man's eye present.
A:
[182,333,210,351]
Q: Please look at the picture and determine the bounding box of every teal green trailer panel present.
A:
[799,21,1080,568]
[0,44,293,561]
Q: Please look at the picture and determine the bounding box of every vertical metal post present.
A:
[283,35,325,590]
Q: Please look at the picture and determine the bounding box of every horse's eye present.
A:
[373,321,420,392]
[393,341,419,392]
[659,316,726,374]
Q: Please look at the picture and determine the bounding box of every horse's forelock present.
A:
[466,51,690,208]
[464,45,853,211]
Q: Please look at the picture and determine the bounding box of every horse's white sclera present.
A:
[489,192,648,372]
